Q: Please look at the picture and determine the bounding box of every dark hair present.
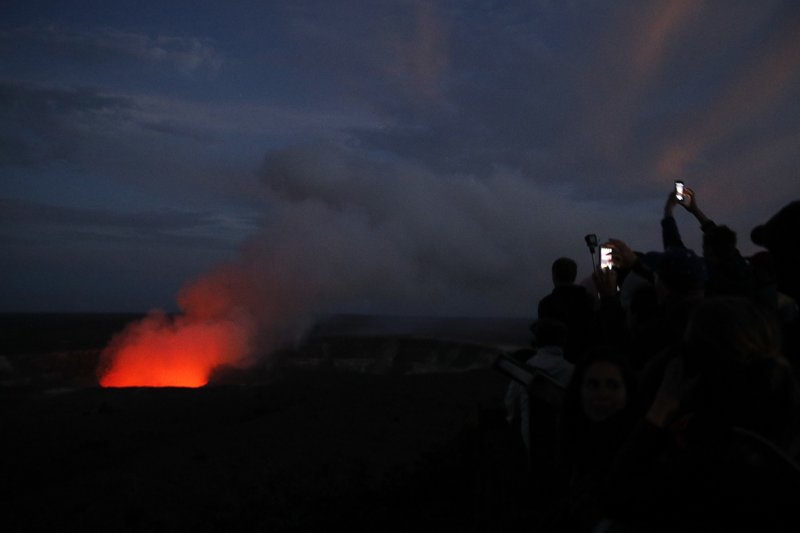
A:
[656,248,707,293]
[552,257,578,284]
[750,200,800,251]
[703,225,738,260]
[685,296,782,369]
[684,297,798,442]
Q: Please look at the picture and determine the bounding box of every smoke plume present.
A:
[98,142,659,387]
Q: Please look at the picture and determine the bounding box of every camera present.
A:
[584,234,598,253]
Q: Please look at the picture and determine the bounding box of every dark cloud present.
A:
[0,196,255,312]
[0,81,263,209]
[0,80,222,154]
[0,79,132,114]
[0,80,137,166]
[654,12,800,179]
[333,0,800,209]
[138,119,216,141]
[0,79,375,209]
[0,197,249,250]
[332,2,631,194]
[0,25,224,74]
[0,134,37,166]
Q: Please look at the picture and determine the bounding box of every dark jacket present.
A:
[538,285,594,362]
[604,414,800,532]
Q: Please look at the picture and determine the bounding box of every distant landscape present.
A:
[0,313,536,531]
[0,312,533,389]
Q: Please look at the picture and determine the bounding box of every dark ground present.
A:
[0,314,540,532]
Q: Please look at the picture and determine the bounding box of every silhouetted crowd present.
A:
[504,190,800,532]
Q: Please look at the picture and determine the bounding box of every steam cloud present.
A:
[99,141,664,386]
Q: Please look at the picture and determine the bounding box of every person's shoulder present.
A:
[552,284,587,297]
[560,284,593,303]
[538,291,556,310]
[540,291,557,302]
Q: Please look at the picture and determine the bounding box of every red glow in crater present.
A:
[99,314,250,388]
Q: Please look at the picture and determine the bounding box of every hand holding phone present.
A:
[606,239,636,269]
[674,180,696,210]
[592,264,619,297]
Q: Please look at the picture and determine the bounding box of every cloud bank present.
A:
[1,25,224,74]
[1,1,799,316]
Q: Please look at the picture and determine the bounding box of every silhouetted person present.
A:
[751,201,800,305]
[751,201,800,367]
[538,257,594,363]
[596,239,706,371]
[665,187,756,299]
[505,319,573,453]
[593,189,709,371]
[603,297,800,532]
[546,347,638,532]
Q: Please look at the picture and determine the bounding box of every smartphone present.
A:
[600,246,613,270]
[675,180,685,202]
[585,234,598,249]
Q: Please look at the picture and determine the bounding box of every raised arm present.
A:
[662,190,686,250]
[682,187,716,232]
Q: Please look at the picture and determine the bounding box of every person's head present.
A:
[684,297,797,439]
[533,318,568,349]
[751,201,800,301]
[751,201,800,254]
[684,296,782,372]
[648,248,707,302]
[702,225,738,263]
[581,360,628,422]
[626,282,659,331]
[567,348,635,423]
[552,257,578,286]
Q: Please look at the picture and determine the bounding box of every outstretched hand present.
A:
[680,187,696,211]
[606,238,637,270]
[681,186,710,225]
[593,267,618,298]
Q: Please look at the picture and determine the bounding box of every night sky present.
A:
[2,0,800,317]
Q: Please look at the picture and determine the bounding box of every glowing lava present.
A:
[98,312,251,388]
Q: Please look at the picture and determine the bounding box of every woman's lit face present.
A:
[581,361,627,422]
